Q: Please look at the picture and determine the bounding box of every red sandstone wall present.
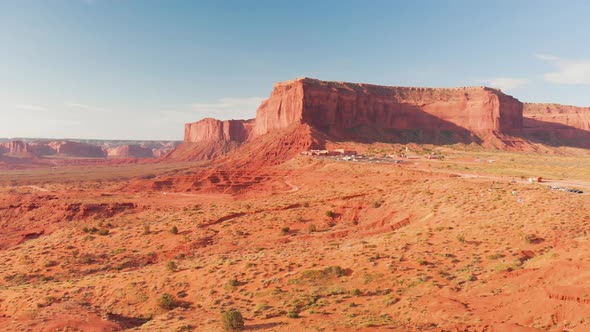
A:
[3,141,31,154]
[524,103,590,131]
[184,118,254,143]
[107,145,154,158]
[253,81,305,136]
[52,141,106,158]
[253,78,523,137]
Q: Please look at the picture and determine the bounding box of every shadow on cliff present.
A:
[312,106,484,146]
[521,118,590,149]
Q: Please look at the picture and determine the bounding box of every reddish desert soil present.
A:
[1,144,590,331]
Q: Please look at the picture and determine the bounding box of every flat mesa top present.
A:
[273,77,504,94]
[274,77,508,98]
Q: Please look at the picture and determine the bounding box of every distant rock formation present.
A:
[107,145,154,159]
[524,103,590,130]
[184,118,254,143]
[50,141,106,158]
[523,103,590,148]
[167,118,255,161]
[0,140,38,159]
[3,141,31,154]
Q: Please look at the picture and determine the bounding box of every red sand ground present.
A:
[1,144,590,331]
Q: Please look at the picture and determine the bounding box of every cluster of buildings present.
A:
[300,149,357,156]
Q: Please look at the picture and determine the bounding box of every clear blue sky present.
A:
[1,0,589,140]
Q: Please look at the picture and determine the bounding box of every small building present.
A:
[528,177,543,183]
[333,149,357,155]
[300,149,330,156]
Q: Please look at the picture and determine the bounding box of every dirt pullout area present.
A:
[0,149,590,331]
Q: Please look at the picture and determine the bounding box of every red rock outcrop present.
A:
[107,145,154,159]
[523,103,590,147]
[172,78,526,162]
[253,78,523,138]
[0,140,38,158]
[167,118,254,161]
[28,141,57,156]
[50,141,106,158]
[524,103,590,130]
[3,141,31,154]
[184,118,254,143]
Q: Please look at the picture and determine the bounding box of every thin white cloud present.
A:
[64,101,109,112]
[15,104,47,111]
[537,54,590,85]
[189,96,264,119]
[476,77,529,91]
[534,54,560,61]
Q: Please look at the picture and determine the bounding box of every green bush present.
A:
[221,308,244,330]
[166,261,178,272]
[287,310,299,318]
[170,226,179,234]
[158,293,177,310]
[299,265,346,281]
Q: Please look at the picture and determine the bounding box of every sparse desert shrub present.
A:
[487,253,505,260]
[299,265,346,282]
[142,225,151,235]
[308,223,317,233]
[457,234,465,243]
[350,288,362,296]
[97,229,109,236]
[325,210,335,218]
[44,260,59,268]
[325,265,345,277]
[286,310,299,318]
[417,258,428,266]
[221,308,244,330]
[524,233,538,244]
[82,226,98,234]
[170,226,179,234]
[372,200,383,208]
[175,325,193,332]
[158,293,177,310]
[281,227,290,235]
[166,260,178,272]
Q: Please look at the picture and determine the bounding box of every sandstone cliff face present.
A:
[50,141,106,158]
[523,103,590,146]
[174,78,529,161]
[524,103,590,130]
[253,78,523,137]
[253,81,305,136]
[169,118,254,161]
[184,118,254,143]
[0,141,40,158]
[2,141,31,154]
[107,145,154,159]
[28,142,57,156]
